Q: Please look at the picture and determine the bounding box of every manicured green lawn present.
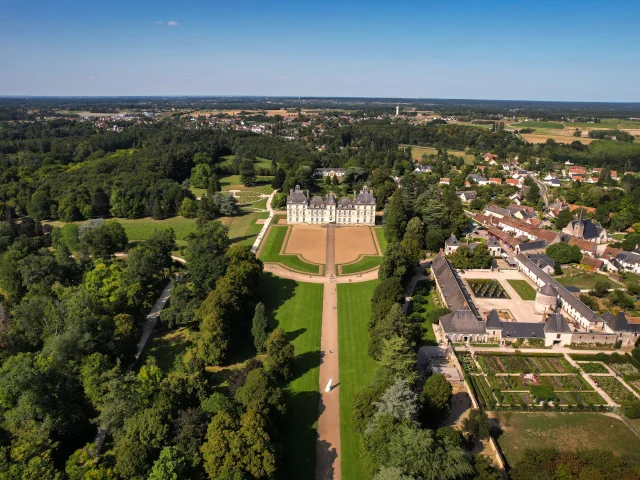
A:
[220,210,269,247]
[220,154,273,169]
[47,210,268,251]
[258,226,321,274]
[411,280,441,345]
[219,174,274,193]
[556,268,618,290]
[374,227,388,253]
[261,273,324,479]
[340,255,382,275]
[338,280,380,480]
[507,280,537,300]
[493,412,640,467]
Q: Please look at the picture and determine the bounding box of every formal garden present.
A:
[594,376,637,404]
[459,352,609,409]
[468,279,509,298]
[476,353,575,374]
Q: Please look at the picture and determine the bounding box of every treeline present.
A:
[0,213,179,477]
[0,207,302,478]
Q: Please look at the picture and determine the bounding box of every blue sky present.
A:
[1,0,639,101]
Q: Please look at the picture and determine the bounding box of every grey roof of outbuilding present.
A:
[544,314,571,334]
[516,253,599,323]
[485,310,503,329]
[440,310,486,334]
[354,187,376,205]
[457,190,477,199]
[487,237,501,249]
[431,253,479,317]
[469,174,488,182]
[486,204,512,217]
[528,254,556,267]
[616,251,640,265]
[316,167,345,173]
[445,234,459,246]
[517,240,548,252]
[501,322,546,339]
[601,311,640,332]
[287,186,308,204]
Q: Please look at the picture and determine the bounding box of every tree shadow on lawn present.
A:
[282,389,322,479]
[290,350,322,382]
[286,327,306,342]
[260,274,298,327]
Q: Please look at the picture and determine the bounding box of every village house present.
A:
[456,190,477,202]
[489,178,502,185]
[314,168,345,178]
[439,178,450,185]
[468,174,488,185]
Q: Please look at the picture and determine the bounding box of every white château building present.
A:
[286,185,376,225]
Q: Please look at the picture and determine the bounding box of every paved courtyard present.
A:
[459,269,543,323]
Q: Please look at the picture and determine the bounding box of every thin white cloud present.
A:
[88,76,95,80]
[155,20,163,24]
[167,21,179,26]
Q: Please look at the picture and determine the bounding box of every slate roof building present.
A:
[562,209,608,244]
[286,185,375,225]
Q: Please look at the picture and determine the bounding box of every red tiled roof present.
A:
[581,256,603,269]
[489,178,502,183]
[488,226,520,246]
[568,237,597,254]
[601,246,621,261]
[506,179,519,185]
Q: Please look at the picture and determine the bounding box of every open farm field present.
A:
[511,121,565,130]
[521,134,595,144]
[399,144,475,164]
[493,413,640,466]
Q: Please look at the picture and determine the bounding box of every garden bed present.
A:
[577,362,609,374]
[468,279,510,299]
[594,376,636,404]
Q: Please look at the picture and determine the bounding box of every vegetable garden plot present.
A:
[594,376,636,404]
[578,362,609,374]
[468,375,496,409]
[457,352,479,373]
[468,279,510,299]
[610,363,639,376]
[555,391,607,405]
[476,354,572,374]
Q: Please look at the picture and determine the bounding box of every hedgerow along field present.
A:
[260,273,324,479]
[337,280,380,480]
